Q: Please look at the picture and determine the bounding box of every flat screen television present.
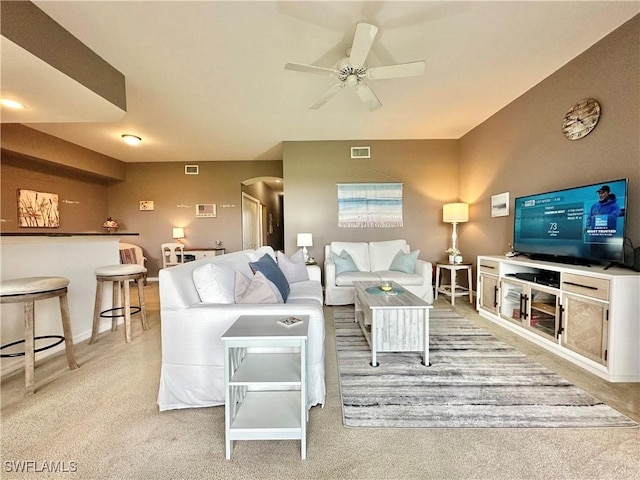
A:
[513,179,628,266]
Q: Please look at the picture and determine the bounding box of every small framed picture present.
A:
[139,200,154,211]
[491,192,509,217]
[196,203,216,218]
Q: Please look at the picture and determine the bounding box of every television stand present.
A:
[476,255,640,382]
[528,253,592,267]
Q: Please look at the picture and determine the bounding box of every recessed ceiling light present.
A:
[121,134,142,146]
[1,99,24,109]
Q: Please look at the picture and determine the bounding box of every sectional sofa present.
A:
[157,246,325,412]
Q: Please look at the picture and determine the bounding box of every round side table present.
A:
[435,262,473,306]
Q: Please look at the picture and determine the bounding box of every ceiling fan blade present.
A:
[367,61,426,80]
[284,62,336,76]
[309,83,345,109]
[349,23,378,68]
[354,82,382,111]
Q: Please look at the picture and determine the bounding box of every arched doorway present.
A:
[241,177,284,251]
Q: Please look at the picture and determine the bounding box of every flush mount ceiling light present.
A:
[121,134,142,146]
[1,99,25,109]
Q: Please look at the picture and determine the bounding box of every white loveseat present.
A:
[324,239,433,305]
[157,247,325,412]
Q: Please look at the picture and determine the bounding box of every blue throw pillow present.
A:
[249,253,290,302]
[389,249,420,274]
[331,250,360,275]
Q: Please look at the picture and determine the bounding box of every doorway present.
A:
[241,193,262,250]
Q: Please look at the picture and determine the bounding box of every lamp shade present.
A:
[172,227,185,239]
[443,203,469,223]
[296,233,313,247]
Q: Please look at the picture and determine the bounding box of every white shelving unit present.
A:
[222,315,309,459]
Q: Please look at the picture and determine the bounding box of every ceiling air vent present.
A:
[185,165,199,175]
[351,146,370,159]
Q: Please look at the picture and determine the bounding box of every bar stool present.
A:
[0,276,79,395]
[91,264,148,344]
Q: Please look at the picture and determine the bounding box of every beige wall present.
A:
[458,15,640,277]
[1,124,125,181]
[0,150,110,232]
[107,161,282,275]
[2,16,637,283]
[283,140,460,266]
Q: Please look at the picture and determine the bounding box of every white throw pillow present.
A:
[234,270,284,304]
[192,263,235,303]
[276,249,309,283]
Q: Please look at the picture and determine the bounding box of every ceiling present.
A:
[2,1,639,164]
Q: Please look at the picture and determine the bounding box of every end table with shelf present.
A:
[435,262,473,306]
[222,315,309,460]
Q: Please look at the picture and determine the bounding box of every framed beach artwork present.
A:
[337,183,403,228]
[17,189,60,227]
[491,192,509,217]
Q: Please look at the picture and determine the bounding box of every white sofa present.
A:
[157,247,325,412]
[324,239,433,305]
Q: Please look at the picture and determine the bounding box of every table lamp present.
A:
[172,227,185,243]
[297,233,313,263]
[443,203,469,254]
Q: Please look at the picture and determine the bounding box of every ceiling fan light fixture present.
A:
[346,75,359,87]
[285,22,425,111]
[122,134,142,146]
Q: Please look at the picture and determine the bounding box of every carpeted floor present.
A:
[335,306,637,428]
[1,283,639,479]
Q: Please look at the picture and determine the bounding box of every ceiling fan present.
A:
[285,23,426,111]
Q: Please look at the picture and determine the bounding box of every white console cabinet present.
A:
[477,256,640,382]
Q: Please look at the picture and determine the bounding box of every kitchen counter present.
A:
[1,234,135,375]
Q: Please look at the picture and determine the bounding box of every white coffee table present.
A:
[353,281,432,367]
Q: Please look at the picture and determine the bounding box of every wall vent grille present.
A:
[350,146,371,159]
[185,165,199,175]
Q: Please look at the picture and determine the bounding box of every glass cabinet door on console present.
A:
[500,279,559,342]
[500,279,525,326]
[528,287,558,339]
[561,293,608,366]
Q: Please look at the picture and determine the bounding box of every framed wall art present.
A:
[196,203,216,218]
[18,189,60,227]
[491,192,509,217]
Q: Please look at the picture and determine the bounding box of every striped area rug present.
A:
[334,306,637,428]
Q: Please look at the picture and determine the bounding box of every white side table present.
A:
[435,262,473,306]
[222,315,309,460]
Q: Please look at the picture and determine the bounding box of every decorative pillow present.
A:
[119,248,138,265]
[331,250,360,275]
[389,249,420,274]
[276,249,309,283]
[248,253,290,302]
[234,270,283,304]
[331,241,370,271]
[193,263,235,303]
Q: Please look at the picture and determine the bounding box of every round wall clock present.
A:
[562,98,601,140]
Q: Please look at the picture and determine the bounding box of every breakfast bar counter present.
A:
[0,233,138,374]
